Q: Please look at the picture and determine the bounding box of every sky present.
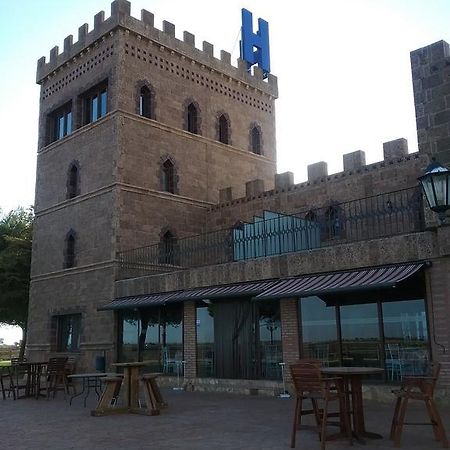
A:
[1,0,450,343]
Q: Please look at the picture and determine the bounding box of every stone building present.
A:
[28,0,450,393]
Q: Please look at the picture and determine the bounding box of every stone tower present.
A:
[27,0,278,367]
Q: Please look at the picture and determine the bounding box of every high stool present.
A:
[390,362,448,448]
[140,373,167,414]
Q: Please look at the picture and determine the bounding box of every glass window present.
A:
[251,126,261,154]
[218,114,229,144]
[340,302,381,369]
[82,82,108,125]
[162,160,175,193]
[119,310,139,362]
[301,296,339,367]
[197,303,215,377]
[49,102,72,143]
[139,86,153,118]
[383,299,429,379]
[258,301,282,379]
[57,314,81,352]
[187,103,198,134]
[64,233,76,268]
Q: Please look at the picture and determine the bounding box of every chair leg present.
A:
[291,397,300,448]
[428,398,449,448]
[394,397,408,447]
[390,396,402,440]
[311,398,321,427]
[320,398,329,450]
[340,394,352,446]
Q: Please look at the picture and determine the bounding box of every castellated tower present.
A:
[28,0,278,367]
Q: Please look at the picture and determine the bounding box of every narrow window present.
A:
[251,126,262,155]
[139,86,152,118]
[160,231,176,265]
[187,103,198,134]
[49,102,72,144]
[67,164,79,199]
[218,114,229,144]
[82,81,108,125]
[56,314,81,352]
[65,232,76,269]
[161,159,175,194]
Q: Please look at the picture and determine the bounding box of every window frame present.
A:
[56,314,81,353]
[48,101,73,144]
[82,81,108,126]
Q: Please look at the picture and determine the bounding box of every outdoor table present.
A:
[17,361,48,399]
[68,373,110,407]
[321,366,384,444]
[92,361,165,417]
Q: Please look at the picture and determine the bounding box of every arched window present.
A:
[139,85,153,119]
[159,231,177,265]
[161,159,175,194]
[187,103,199,134]
[218,114,229,144]
[250,125,262,155]
[64,231,76,269]
[67,163,79,199]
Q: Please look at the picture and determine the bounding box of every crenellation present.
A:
[343,150,366,171]
[94,10,106,28]
[163,20,175,37]
[64,35,73,53]
[141,9,154,27]
[202,41,214,58]
[383,138,408,159]
[307,161,328,182]
[253,66,264,80]
[183,31,195,47]
[36,0,278,97]
[274,172,294,191]
[50,46,59,63]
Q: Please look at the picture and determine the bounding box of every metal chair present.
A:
[390,362,448,448]
[289,360,352,450]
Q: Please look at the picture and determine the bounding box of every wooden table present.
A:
[92,361,165,417]
[17,361,48,399]
[321,366,384,444]
[68,373,110,407]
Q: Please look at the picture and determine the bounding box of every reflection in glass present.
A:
[196,304,215,377]
[100,90,107,117]
[259,301,282,379]
[301,296,339,366]
[383,299,429,379]
[120,310,139,362]
[340,303,381,370]
[92,96,98,122]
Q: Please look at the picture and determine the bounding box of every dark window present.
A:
[218,114,229,144]
[64,232,76,268]
[251,126,262,154]
[67,163,79,199]
[139,86,153,118]
[83,82,107,125]
[159,231,177,265]
[162,159,175,193]
[196,303,215,377]
[187,103,198,134]
[56,314,81,352]
[49,102,72,144]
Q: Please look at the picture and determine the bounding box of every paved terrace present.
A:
[1,389,449,450]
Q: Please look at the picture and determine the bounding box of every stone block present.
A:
[274,172,294,190]
[245,179,265,197]
[307,161,328,181]
[383,138,408,159]
[343,150,366,171]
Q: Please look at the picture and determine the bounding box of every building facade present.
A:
[28,1,450,393]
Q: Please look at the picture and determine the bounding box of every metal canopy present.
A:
[98,280,277,311]
[254,262,426,301]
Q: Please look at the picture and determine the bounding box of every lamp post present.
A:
[418,159,450,224]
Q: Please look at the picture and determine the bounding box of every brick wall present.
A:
[183,301,197,378]
[280,298,300,381]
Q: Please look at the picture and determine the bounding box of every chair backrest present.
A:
[290,360,323,395]
[10,357,27,365]
[47,357,68,374]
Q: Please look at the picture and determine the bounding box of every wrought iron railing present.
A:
[117,186,424,279]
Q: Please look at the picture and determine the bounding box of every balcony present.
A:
[117,186,424,280]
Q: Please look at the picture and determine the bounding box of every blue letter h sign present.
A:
[240,8,271,77]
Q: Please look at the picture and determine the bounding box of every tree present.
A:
[0,207,33,358]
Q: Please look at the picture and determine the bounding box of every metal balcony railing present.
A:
[117,186,424,280]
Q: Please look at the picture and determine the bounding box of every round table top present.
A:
[321,366,384,375]
[111,361,153,368]
[68,372,111,378]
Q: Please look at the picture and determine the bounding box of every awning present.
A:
[98,280,277,311]
[254,262,426,301]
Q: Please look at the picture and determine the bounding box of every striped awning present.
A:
[254,262,426,301]
[98,280,277,311]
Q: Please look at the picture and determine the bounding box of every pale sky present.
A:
[1,0,450,343]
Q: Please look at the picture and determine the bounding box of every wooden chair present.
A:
[290,360,352,450]
[390,362,448,448]
[45,357,69,398]
[9,357,28,399]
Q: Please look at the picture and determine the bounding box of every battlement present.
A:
[212,138,427,210]
[36,0,278,97]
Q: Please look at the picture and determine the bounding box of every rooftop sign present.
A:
[240,8,271,78]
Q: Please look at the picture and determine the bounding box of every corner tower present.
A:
[28,0,278,367]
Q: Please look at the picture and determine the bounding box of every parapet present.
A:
[383,138,408,160]
[36,0,278,97]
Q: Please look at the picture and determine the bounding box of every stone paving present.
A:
[0,388,449,450]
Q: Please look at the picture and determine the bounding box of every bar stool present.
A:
[390,362,448,448]
[140,373,167,413]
